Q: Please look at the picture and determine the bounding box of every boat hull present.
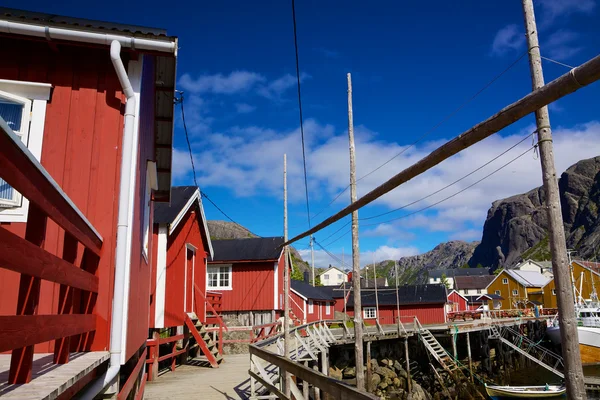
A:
[485,385,566,399]
[546,326,600,364]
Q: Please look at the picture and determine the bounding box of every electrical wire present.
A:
[308,51,528,222]
[291,0,311,228]
[178,93,261,238]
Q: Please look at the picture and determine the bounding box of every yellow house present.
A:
[542,261,600,308]
[486,269,551,310]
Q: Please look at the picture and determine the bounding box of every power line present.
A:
[308,51,528,222]
[291,0,311,228]
[313,238,350,269]
[178,93,261,238]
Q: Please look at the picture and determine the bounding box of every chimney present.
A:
[303,271,309,283]
[347,271,353,281]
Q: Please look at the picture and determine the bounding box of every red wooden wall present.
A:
[217,261,277,312]
[0,38,125,353]
[347,304,446,326]
[290,290,306,322]
[164,207,208,327]
[447,291,468,312]
[125,54,156,362]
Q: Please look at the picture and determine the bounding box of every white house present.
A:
[318,266,348,286]
[515,259,554,279]
[428,268,489,289]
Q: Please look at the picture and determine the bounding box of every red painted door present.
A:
[186,248,194,313]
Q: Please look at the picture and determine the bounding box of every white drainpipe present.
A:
[79,40,138,400]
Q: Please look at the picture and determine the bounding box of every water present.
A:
[505,364,600,399]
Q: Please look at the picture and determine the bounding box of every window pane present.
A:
[0,178,14,201]
[0,99,23,131]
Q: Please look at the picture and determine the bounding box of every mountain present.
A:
[206,220,311,275]
[372,241,479,285]
[469,156,600,270]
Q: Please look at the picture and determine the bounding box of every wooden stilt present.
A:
[404,338,412,393]
[366,341,372,392]
[466,332,473,383]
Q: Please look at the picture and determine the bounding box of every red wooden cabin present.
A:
[346,285,448,326]
[149,186,214,329]
[208,237,285,326]
[290,280,335,324]
[447,290,469,312]
[0,8,177,399]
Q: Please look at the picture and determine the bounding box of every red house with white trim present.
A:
[291,280,336,323]
[149,186,214,329]
[447,290,469,312]
[0,8,177,399]
[208,237,285,326]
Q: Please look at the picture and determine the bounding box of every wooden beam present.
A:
[0,314,96,352]
[117,348,147,400]
[0,227,99,293]
[0,121,102,255]
[249,346,379,400]
[284,53,600,246]
[249,370,289,400]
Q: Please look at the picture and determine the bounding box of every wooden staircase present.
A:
[414,317,462,375]
[184,313,223,368]
[288,308,302,326]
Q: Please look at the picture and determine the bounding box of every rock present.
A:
[342,366,356,379]
[375,366,397,380]
[329,366,342,380]
[371,358,379,368]
[378,381,389,390]
[381,358,390,367]
[393,377,401,388]
[470,156,600,269]
[394,360,404,372]
[369,373,381,391]
[398,367,408,379]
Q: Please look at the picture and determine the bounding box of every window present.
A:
[512,289,518,296]
[464,289,470,295]
[337,274,343,280]
[207,265,232,289]
[323,274,329,280]
[308,299,314,314]
[502,278,508,284]
[363,307,377,319]
[142,162,157,262]
[495,290,501,295]
[0,80,51,222]
[326,302,331,315]
[552,289,556,295]
[477,289,482,294]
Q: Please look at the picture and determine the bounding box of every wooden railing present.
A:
[146,332,190,381]
[0,118,103,383]
[194,283,227,330]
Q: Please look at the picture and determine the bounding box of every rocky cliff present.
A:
[469,156,600,269]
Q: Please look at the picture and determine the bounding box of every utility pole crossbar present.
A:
[283,53,600,247]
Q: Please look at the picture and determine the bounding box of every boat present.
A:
[546,305,600,364]
[484,384,566,399]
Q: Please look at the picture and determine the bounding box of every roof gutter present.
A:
[79,40,139,399]
[0,19,177,54]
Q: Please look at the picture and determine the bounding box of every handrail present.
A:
[194,282,228,332]
[0,119,103,254]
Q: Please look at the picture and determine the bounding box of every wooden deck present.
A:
[0,351,109,399]
[144,354,253,400]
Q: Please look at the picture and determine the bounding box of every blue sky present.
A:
[10,0,600,268]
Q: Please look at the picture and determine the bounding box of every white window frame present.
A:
[495,290,501,295]
[502,278,508,284]
[308,299,314,314]
[363,307,377,319]
[142,162,157,262]
[464,289,470,295]
[552,289,556,295]
[477,289,482,294]
[323,274,329,280]
[512,289,519,296]
[0,79,51,222]
[325,302,331,315]
[207,265,232,290]
[337,274,342,280]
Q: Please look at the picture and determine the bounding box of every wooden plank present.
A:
[0,120,103,255]
[250,346,379,400]
[158,334,187,344]
[117,348,147,400]
[8,204,47,384]
[184,314,219,368]
[0,227,99,293]
[249,370,289,400]
[158,348,187,362]
[54,233,78,364]
[0,314,96,352]
[135,373,147,400]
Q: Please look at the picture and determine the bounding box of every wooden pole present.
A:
[373,255,379,324]
[366,341,372,392]
[521,1,587,398]
[404,338,411,393]
[310,235,315,286]
[466,332,473,383]
[395,261,401,334]
[283,154,291,397]
[452,331,457,361]
[284,54,600,247]
[348,73,365,391]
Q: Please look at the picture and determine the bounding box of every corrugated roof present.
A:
[505,269,551,287]
[291,281,334,301]
[347,284,447,307]
[454,275,495,290]
[477,293,504,300]
[210,237,284,262]
[429,268,489,279]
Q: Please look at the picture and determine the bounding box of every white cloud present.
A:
[257,72,310,100]
[298,245,419,269]
[178,94,213,136]
[491,24,525,56]
[450,229,482,241]
[235,103,256,114]
[538,0,595,26]
[179,71,265,94]
[544,30,582,60]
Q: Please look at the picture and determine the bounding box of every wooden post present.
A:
[395,261,401,335]
[373,255,379,324]
[347,72,365,391]
[452,331,458,361]
[521,1,587,398]
[149,331,159,382]
[310,236,315,286]
[53,232,78,364]
[466,332,473,383]
[404,338,412,393]
[366,341,372,392]
[313,363,321,400]
[283,154,291,397]
[303,361,310,399]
